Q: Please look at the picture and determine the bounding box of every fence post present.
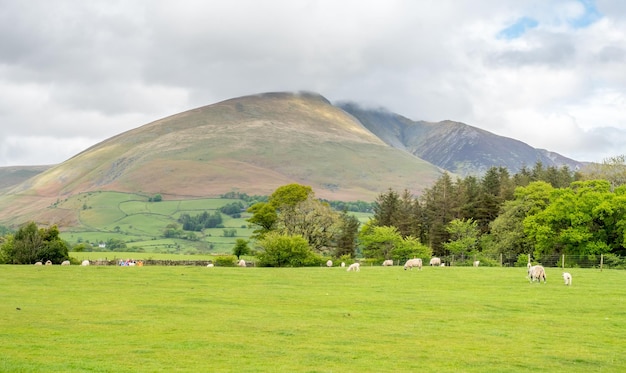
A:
[500,253,503,267]
[600,254,604,272]
[528,253,531,265]
[562,254,565,269]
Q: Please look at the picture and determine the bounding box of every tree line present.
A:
[367,158,626,264]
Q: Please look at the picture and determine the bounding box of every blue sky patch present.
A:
[569,0,602,28]
[497,16,539,39]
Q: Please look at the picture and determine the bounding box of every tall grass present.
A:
[1,265,624,372]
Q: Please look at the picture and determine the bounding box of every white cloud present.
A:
[0,0,625,166]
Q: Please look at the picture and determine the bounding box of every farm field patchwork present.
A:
[1,265,624,372]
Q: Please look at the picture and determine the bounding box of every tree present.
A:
[232,239,250,259]
[256,232,317,267]
[392,235,433,262]
[276,196,342,253]
[334,212,360,258]
[246,202,278,238]
[359,225,402,260]
[443,219,479,257]
[0,222,69,264]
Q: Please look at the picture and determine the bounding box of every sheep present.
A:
[61,260,71,266]
[562,272,572,286]
[238,259,246,267]
[34,261,43,266]
[347,263,360,272]
[45,260,52,266]
[382,259,394,266]
[403,258,422,270]
[528,265,546,283]
[207,263,214,267]
[473,260,480,267]
[326,260,333,267]
[341,262,346,268]
[81,260,90,266]
[429,257,441,266]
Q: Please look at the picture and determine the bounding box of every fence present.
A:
[440,253,624,270]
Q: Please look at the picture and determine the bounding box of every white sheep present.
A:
[473,260,480,267]
[207,263,214,267]
[528,265,546,283]
[238,259,246,267]
[382,259,394,266]
[61,260,71,266]
[403,258,422,270]
[45,260,52,265]
[341,262,346,268]
[326,260,333,267]
[81,260,90,266]
[347,263,360,272]
[562,272,572,286]
[429,257,441,266]
[34,261,43,266]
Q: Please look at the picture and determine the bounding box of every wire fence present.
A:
[439,253,625,270]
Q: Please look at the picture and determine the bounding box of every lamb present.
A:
[81,260,90,266]
[473,260,480,267]
[403,258,422,270]
[341,262,346,268]
[238,259,247,267]
[562,272,572,286]
[347,263,360,272]
[61,260,71,266]
[382,259,394,266]
[429,257,441,266]
[326,260,333,267]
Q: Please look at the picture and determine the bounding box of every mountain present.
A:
[339,103,584,176]
[0,165,52,193]
[0,92,445,227]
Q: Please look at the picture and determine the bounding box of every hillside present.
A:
[0,92,444,228]
[339,103,584,176]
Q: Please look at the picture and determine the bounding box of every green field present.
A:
[59,192,258,254]
[1,265,624,372]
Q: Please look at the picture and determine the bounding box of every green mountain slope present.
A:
[0,92,444,228]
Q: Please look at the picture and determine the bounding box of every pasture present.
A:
[1,265,624,372]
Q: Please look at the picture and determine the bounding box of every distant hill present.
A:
[0,92,445,228]
[0,165,52,192]
[339,103,584,176]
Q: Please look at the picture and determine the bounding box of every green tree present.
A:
[0,222,69,264]
[359,225,402,260]
[393,235,433,262]
[232,239,250,259]
[276,196,341,254]
[443,218,479,257]
[334,212,360,258]
[256,232,317,267]
[246,202,278,238]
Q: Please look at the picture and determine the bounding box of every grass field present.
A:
[1,265,624,372]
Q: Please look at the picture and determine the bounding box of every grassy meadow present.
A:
[1,265,624,372]
[58,192,258,254]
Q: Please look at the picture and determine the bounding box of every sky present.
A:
[1,0,625,166]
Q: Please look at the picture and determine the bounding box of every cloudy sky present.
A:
[1,0,625,166]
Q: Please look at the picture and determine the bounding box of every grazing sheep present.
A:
[207,263,214,267]
[61,260,70,266]
[34,261,43,266]
[238,259,247,267]
[473,260,480,267]
[81,260,90,266]
[45,260,52,266]
[562,272,572,286]
[347,263,360,272]
[341,262,345,268]
[326,260,333,267]
[429,257,441,266]
[528,265,546,283]
[382,259,394,267]
[403,258,422,270]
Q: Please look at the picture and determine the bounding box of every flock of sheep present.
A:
[41,257,573,285]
